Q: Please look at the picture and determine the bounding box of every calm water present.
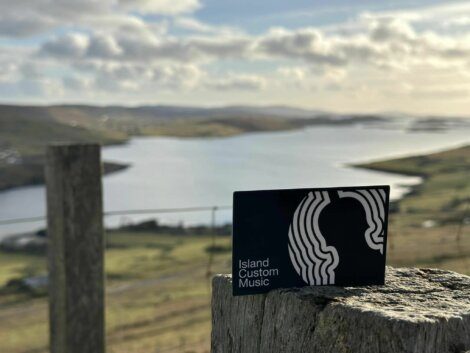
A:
[1,124,469,236]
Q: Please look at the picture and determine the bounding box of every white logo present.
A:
[338,189,386,254]
[288,189,386,285]
[288,191,339,285]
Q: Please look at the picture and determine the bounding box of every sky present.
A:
[1,0,470,115]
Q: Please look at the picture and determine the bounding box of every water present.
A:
[1,124,469,237]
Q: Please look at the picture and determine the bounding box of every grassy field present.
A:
[0,144,468,353]
[0,233,231,353]
[358,144,470,274]
[0,108,127,191]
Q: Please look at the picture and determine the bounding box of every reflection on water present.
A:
[1,125,469,236]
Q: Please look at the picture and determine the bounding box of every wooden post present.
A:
[211,267,470,353]
[46,144,105,353]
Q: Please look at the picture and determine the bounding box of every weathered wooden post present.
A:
[211,267,470,353]
[46,143,105,353]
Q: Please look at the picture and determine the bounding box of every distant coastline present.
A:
[355,144,470,222]
[0,104,386,192]
[0,161,129,193]
[1,103,469,192]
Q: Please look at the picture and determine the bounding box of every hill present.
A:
[357,144,470,274]
[0,104,388,191]
[0,105,128,191]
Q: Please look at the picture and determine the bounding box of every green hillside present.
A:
[358,144,470,274]
[0,107,127,190]
[0,104,386,191]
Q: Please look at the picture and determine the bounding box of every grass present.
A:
[358,144,470,274]
[0,233,231,353]
[0,252,45,291]
[138,117,310,138]
[0,111,128,191]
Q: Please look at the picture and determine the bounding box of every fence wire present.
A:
[0,205,233,226]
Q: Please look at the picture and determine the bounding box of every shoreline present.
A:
[355,143,470,217]
[1,129,468,198]
[350,141,470,207]
[0,137,130,193]
[0,161,130,193]
[352,163,426,205]
[0,113,389,192]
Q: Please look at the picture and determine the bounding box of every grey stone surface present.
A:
[211,267,470,353]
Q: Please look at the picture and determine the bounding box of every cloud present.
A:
[0,74,64,99]
[369,17,416,42]
[205,75,266,91]
[256,28,345,66]
[118,0,201,15]
[39,33,89,58]
[72,61,204,92]
[0,14,55,37]
[255,16,470,71]
[33,1,470,75]
[443,16,470,28]
[173,17,219,33]
[173,17,242,36]
[26,8,470,107]
[277,66,308,81]
[408,85,469,99]
[62,76,92,91]
[39,30,252,63]
[87,34,123,58]
[69,59,264,93]
[0,0,200,37]
[2,0,470,113]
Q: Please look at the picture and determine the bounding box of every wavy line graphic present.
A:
[288,191,339,285]
[338,189,386,254]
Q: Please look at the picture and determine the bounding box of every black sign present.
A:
[232,185,390,296]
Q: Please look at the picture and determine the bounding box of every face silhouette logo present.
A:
[232,186,390,296]
[288,189,386,286]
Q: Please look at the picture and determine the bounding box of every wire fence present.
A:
[0,205,233,227]
[0,201,470,273]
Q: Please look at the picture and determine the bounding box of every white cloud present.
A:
[39,29,252,63]
[87,34,123,58]
[443,16,470,28]
[0,0,199,37]
[256,28,346,66]
[29,0,470,73]
[71,61,204,93]
[118,0,201,15]
[173,17,242,37]
[63,76,92,91]
[24,8,470,109]
[0,14,55,37]
[205,74,266,91]
[39,33,90,58]
[2,0,470,113]
[173,17,218,33]
[277,66,308,81]
[369,17,416,42]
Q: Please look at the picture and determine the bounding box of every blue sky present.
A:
[0,0,470,115]
[197,0,447,30]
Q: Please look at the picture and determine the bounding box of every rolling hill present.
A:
[0,103,390,191]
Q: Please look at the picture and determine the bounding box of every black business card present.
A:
[232,185,390,296]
